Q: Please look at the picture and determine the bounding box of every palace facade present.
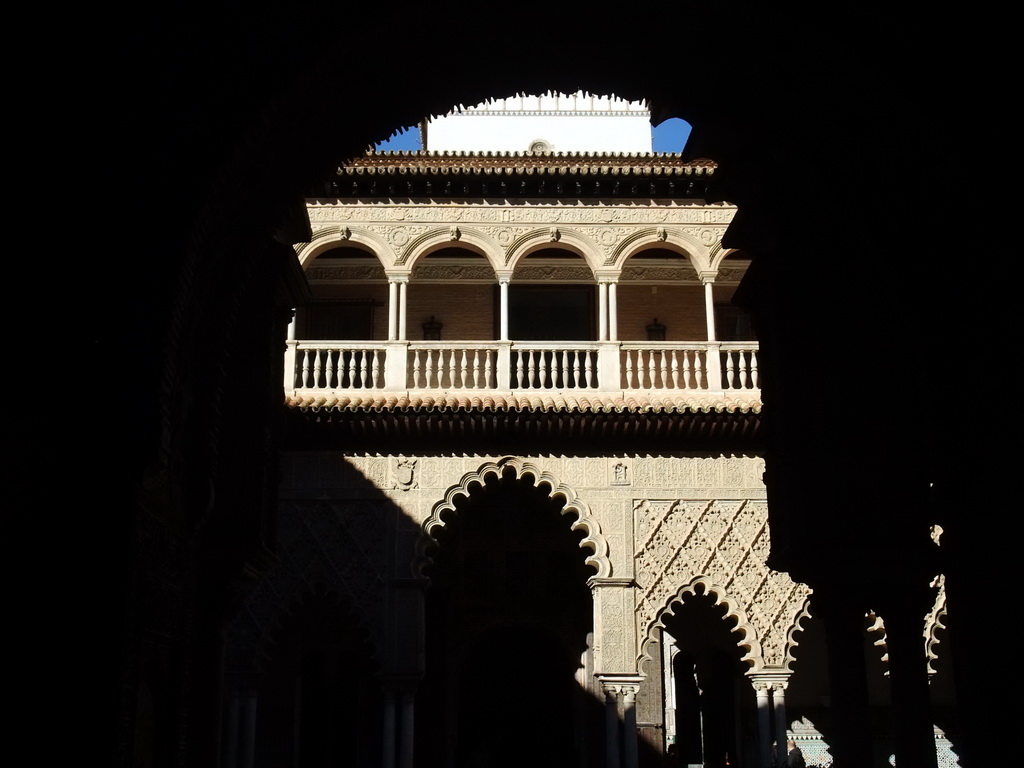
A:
[211,96,957,768]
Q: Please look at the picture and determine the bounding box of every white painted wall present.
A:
[426,92,652,153]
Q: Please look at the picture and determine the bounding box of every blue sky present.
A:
[373,116,692,153]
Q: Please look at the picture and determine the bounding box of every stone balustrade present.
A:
[285,339,759,397]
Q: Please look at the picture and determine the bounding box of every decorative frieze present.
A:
[305,201,736,227]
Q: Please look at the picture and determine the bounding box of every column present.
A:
[884,588,939,768]
[772,682,788,768]
[399,688,415,768]
[382,688,397,768]
[754,682,771,768]
[388,280,399,340]
[239,689,258,768]
[608,281,618,341]
[398,278,408,341]
[223,688,240,768]
[598,280,609,341]
[702,278,717,342]
[499,276,510,341]
[622,684,640,768]
[815,591,874,767]
[603,684,621,768]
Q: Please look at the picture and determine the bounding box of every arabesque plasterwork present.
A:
[633,497,812,672]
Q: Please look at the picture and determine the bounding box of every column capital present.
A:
[597,673,644,695]
[698,270,718,284]
[385,272,410,283]
[595,270,622,284]
[495,270,513,283]
[747,670,793,691]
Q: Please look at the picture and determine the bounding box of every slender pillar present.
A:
[604,685,621,768]
[608,281,618,341]
[499,277,510,341]
[223,688,241,768]
[773,683,788,767]
[399,689,415,768]
[702,278,717,342]
[287,308,297,341]
[598,281,609,341]
[622,684,639,768]
[388,280,398,340]
[884,590,939,768]
[816,591,873,767]
[398,279,408,341]
[239,689,257,768]
[754,682,771,768]
[382,688,397,768]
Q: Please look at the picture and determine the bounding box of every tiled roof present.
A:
[338,150,716,177]
[285,391,760,414]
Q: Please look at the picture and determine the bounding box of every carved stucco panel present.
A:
[633,497,810,670]
[594,584,634,672]
[226,498,390,669]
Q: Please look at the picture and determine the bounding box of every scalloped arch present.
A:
[296,226,394,269]
[252,577,379,672]
[611,227,710,271]
[414,457,611,578]
[505,228,603,275]
[638,576,766,673]
[400,226,504,272]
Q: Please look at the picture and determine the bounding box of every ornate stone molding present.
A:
[415,456,611,578]
[225,498,388,671]
[633,498,812,673]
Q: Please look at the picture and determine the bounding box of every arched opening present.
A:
[509,247,596,342]
[254,586,382,768]
[662,589,755,768]
[419,466,597,767]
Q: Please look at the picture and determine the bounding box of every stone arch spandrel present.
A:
[633,498,812,673]
[414,456,611,579]
[296,226,396,269]
[505,228,603,275]
[612,227,712,273]
[400,226,503,272]
[224,498,388,672]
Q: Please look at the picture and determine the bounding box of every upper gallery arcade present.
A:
[285,92,758,409]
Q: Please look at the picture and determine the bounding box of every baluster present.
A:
[659,350,669,388]
[557,350,565,388]
[342,349,353,388]
[332,348,343,388]
[371,350,381,387]
[424,350,435,389]
[647,350,656,389]
[572,351,581,387]
[412,349,422,388]
[694,352,704,388]
[301,349,310,388]
[524,350,534,387]
[516,350,525,388]
[458,349,467,388]
[584,351,594,388]
[670,351,679,389]
[538,350,549,388]
[448,349,457,388]
[725,350,735,389]
[682,351,692,389]
[313,349,324,389]
[484,350,493,388]
[358,350,368,387]
[624,350,634,388]
[749,350,759,388]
